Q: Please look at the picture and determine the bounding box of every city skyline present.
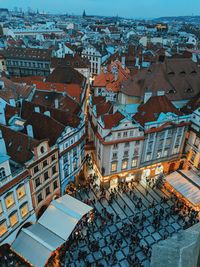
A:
[0,0,200,18]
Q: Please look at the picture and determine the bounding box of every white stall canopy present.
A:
[11,194,93,267]
[165,170,200,206]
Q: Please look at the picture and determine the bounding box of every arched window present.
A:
[0,168,6,180]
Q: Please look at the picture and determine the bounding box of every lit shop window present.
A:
[20,203,29,218]
[122,160,128,170]
[17,185,26,200]
[111,162,117,172]
[5,193,15,209]
[131,158,138,168]
[0,221,7,237]
[9,212,18,227]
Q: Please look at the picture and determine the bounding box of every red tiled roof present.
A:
[31,90,81,114]
[0,125,40,164]
[34,81,82,103]
[23,112,65,146]
[133,95,183,126]
[103,111,124,129]
[46,66,85,86]
[96,101,113,117]
[93,60,130,93]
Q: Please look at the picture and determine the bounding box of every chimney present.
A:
[0,105,6,125]
[26,125,34,138]
[121,56,126,69]
[0,130,7,155]
[114,71,118,81]
[144,91,152,103]
[34,106,40,113]
[55,99,59,109]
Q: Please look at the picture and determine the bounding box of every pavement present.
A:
[64,179,194,267]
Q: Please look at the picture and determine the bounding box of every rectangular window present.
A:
[37,193,43,204]
[123,132,128,137]
[124,151,129,157]
[44,171,49,181]
[35,177,41,188]
[130,131,134,137]
[165,139,171,147]
[45,187,51,197]
[111,162,117,172]
[9,212,18,227]
[157,151,162,158]
[131,158,138,168]
[53,180,58,190]
[5,193,15,209]
[117,132,121,138]
[135,140,140,146]
[146,153,151,161]
[43,160,48,168]
[17,185,26,200]
[51,154,56,162]
[20,203,29,218]
[112,152,117,159]
[164,149,169,157]
[113,144,118,150]
[52,166,57,175]
[33,165,39,174]
[194,137,200,148]
[0,221,7,237]
[0,202,3,214]
[122,160,128,170]
[124,142,129,148]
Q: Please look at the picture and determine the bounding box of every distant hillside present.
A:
[154,16,200,24]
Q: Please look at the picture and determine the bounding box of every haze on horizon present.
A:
[0,0,199,18]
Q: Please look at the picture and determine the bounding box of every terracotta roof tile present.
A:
[133,95,183,126]
[103,111,124,129]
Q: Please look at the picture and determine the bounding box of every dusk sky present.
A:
[0,0,199,18]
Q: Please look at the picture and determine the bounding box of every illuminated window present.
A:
[131,158,138,167]
[111,162,117,172]
[5,193,15,209]
[17,185,26,200]
[157,151,162,158]
[9,212,18,227]
[20,203,29,218]
[146,153,151,161]
[0,221,7,237]
[122,160,128,170]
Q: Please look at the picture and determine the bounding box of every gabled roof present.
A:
[31,90,81,114]
[46,66,85,86]
[121,58,200,101]
[0,77,34,103]
[23,112,65,146]
[103,111,125,129]
[133,95,183,126]
[0,124,40,164]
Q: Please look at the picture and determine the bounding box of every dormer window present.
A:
[186,88,193,93]
[0,168,6,180]
[167,89,176,94]
[180,71,186,75]
[168,71,175,75]
[190,70,197,75]
[40,146,45,154]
